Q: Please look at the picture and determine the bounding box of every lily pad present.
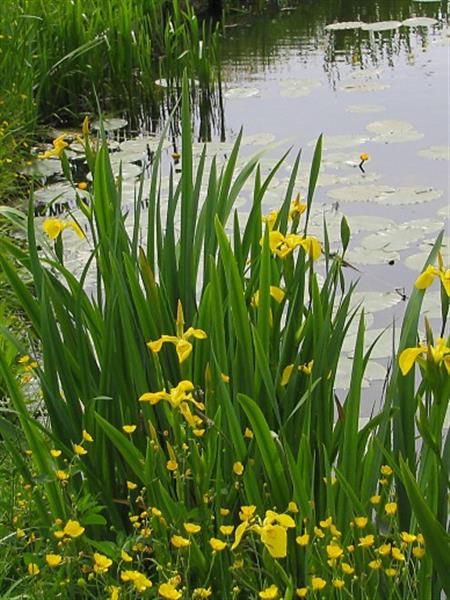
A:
[346,104,386,114]
[92,118,128,132]
[335,356,387,389]
[279,79,322,98]
[340,82,390,93]
[350,291,403,313]
[366,119,424,143]
[402,17,438,27]
[418,145,450,161]
[361,21,402,32]
[404,252,431,271]
[437,205,449,217]
[327,184,443,205]
[22,159,62,178]
[343,327,399,359]
[242,133,276,146]
[345,246,400,265]
[316,134,370,150]
[224,87,260,99]
[347,69,384,79]
[325,21,365,31]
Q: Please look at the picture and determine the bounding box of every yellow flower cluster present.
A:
[264,231,322,260]
[38,133,69,160]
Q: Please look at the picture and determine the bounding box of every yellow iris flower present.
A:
[43,218,85,240]
[399,338,450,375]
[139,380,204,428]
[265,230,321,260]
[231,509,295,558]
[415,258,450,296]
[147,301,207,363]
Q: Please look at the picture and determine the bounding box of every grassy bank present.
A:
[0,77,449,598]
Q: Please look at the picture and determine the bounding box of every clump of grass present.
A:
[0,76,448,598]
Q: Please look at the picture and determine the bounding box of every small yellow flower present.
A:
[209,537,227,551]
[370,495,381,505]
[18,355,30,364]
[28,563,40,575]
[259,584,279,599]
[167,460,178,471]
[413,546,425,558]
[171,535,190,549]
[391,547,405,561]
[377,543,391,556]
[385,568,397,577]
[121,570,152,591]
[127,481,138,490]
[360,152,369,162]
[400,531,417,544]
[183,522,201,534]
[63,520,85,538]
[333,579,345,589]
[296,588,308,598]
[287,501,299,513]
[239,505,256,521]
[73,444,87,456]
[122,425,137,434]
[244,427,254,439]
[43,218,85,240]
[368,559,382,570]
[55,470,69,481]
[327,543,343,559]
[193,428,206,437]
[193,587,212,598]
[354,516,368,528]
[380,465,393,476]
[16,528,26,539]
[159,582,182,599]
[295,533,309,546]
[50,449,62,458]
[314,526,325,538]
[82,430,94,442]
[233,462,244,476]
[219,525,235,536]
[45,554,62,567]
[121,549,133,562]
[385,502,397,516]
[341,563,354,575]
[220,508,230,516]
[320,516,333,528]
[106,585,120,600]
[358,534,375,548]
[93,552,113,574]
[311,577,327,591]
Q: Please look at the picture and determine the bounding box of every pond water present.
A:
[30,0,449,409]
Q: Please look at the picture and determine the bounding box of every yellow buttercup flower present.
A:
[239,505,257,521]
[380,465,393,476]
[121,570,152,591]
[106,586,120,600]
[391,547,405,561]
[354,516,368,528]
[171,535,190,549]
[63,520,85,538]
[360,152,369,162]
[311,577,327,591]
[400,531,417,544]
[413,546,425,558]
[45,554,62,567]
[296,588,308,598]
[122,425,136,434]
[43,218,85,241]
[358,534,375,548]
[385,568,397,577]
[159,582,182,599]
[327,543,343,559]
[341,563,354,575]
[259,584,279,599]
[220,525,234,536]
[288,501,299,513]
[370,495,381,505]
[121,549,133,562]
[210,537,227,551]
[147,301,207,363]
[233,462,244,476]
[127,481,138,490]
[385,502,397,516]
[50,449,62,458]
[220,508,230,516]
[244,427,254,439]
[73,444,87,456]
[183,522,201,534]
[369,559,382,570]
[193,588,212,598]
[93,552,112,574]
[55,470,69,481]
[333,579,345,589]
[296,533,310,546]
[28,563,40,575]
[82,430,94,442]
[319,516,333,528]
[377,543,391,556]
